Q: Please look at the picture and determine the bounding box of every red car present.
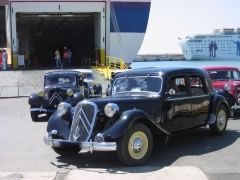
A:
[203,66,240,116]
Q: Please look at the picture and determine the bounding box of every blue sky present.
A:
[139,0,240,54]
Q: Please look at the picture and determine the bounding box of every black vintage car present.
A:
[44,67,229,166]
[79,69,102,98]
[29,70,91,122]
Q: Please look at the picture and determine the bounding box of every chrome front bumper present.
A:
[31,108,54,113]
[231,104,240,110]
[44,134,117,153]
[230,104,240,116]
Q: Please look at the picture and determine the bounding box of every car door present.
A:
[163,75,192,132]
[190,74,211,126]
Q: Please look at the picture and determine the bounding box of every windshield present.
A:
[45,76,76,86]
[112,76,162,95]
[208,70,240,81]
[83,73,93,79]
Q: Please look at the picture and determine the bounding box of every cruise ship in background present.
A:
[180,28,240,60]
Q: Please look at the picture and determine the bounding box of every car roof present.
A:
[72,69,93,73]
[203,66,240,71]
[115,66,209,78]
[45,70,82,77]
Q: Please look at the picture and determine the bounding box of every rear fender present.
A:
[208,94,230,124]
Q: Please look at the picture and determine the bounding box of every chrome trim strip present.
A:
[49,92,62,105]
[167,96,191,101]
[78,112,90,134]
[81,109,91,127]
[191,94,210,98]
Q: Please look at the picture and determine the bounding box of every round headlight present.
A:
[224,84,231,92]
[38,91,44,97]
[57,102,71,116]
[237,86,240,91]
[104,103,119,118]
[67,89,74,96]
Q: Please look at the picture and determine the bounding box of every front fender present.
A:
[65,92,84,106]
[28,93,47,107]
[102,109,170,140]
[47,111,71,140]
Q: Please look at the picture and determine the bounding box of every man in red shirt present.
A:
[62,47,68,68]
[0,50,2,70]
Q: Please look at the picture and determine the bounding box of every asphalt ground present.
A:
[0,97,240,179]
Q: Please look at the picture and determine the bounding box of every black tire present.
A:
[209,104,228,135]
[31,111,39,122]
[84,88,89,98]
[53,147,79,156]
[117,123,153,166]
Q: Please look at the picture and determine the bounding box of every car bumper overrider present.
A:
[230,103,240,116]
[44,133,117,152]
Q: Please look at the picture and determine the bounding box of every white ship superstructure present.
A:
[180,28,240,60]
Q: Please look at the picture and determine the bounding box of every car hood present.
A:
[212,80,240,88]
[86,95,162,115]
[45,85,78,91]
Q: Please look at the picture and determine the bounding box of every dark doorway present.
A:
[0,6,6,47]
[16,13,96,69]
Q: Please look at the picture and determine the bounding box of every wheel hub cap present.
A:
[217,109,226,130]
[133,138,143,153]
[128,131,148,160]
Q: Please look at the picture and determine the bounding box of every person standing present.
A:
[2,49,8,70]
[67,48,72,67]
[209,41,213,58]
[0,50,2,70]
[54,48,61,68]
[62,47,68,68]
[233,40,240,56]
[213,41,218,58]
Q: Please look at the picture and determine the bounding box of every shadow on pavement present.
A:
[51,128,240,173]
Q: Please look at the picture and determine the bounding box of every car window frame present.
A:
[112,75,163,95]
[166,74,190,98]
[189,73,208,96]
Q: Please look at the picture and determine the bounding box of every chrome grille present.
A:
[48,89,64,106]
[69,100,98,142]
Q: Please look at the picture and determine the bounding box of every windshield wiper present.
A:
[137,75,150,86]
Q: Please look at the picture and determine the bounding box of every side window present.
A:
[190,75,206,95]
[167,76,187,96]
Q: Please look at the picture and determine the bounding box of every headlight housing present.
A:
[57,102,71,116]
[224,84,231,92]
[38,91,44,97]
[237,86,240,91]
[238,98,240,104]
[67,89,74,96]
[104,103,119,118]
